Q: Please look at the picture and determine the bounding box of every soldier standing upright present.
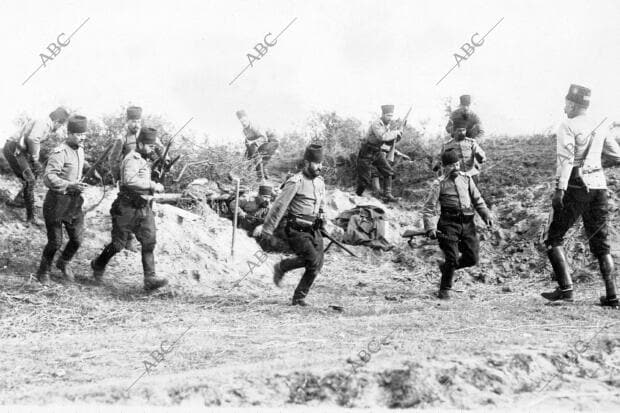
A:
[261,144,326,306]
[91,127,168,291]
[35,115,89,284]
[423,149,492,299]
[445,95,483,139]
[3,107,69,225]
[356,105,401,202]
[543,84,620,307]
[439,116,486,184]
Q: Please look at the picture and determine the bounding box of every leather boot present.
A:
[372,177,382,197]
[36,256,52,285]
[541,246,574,302]
[438,262,455,299]
[273,262,285,287]
[55,258,75,282]
[383,176,397,203]
[144,273,168,291]
[598,254,619,307]
[90,260,105,284]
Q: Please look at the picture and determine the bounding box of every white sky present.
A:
[1,0,619,145]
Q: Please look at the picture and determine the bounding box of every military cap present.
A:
[236,110,247,119]
[67,115,88,133]
[566,84,591,108]
[459,95,471,106]
[126,106,143,120]
[381,105,395,115]
[258,185,273,196]
[452,115,469,130]
[49,107,70,123]
[138,126,158,144]
[304,143,324,163]
[442,149,460,166]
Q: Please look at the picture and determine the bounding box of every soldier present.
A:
[423,149,493,299]
[542,84,620,307]
[261,144,326,306]
[90,127,168,291]
[229,184,274,233]
[108,106,144,252]
[2,107,69,225]
[356,105,401,202]
[35,115,89,284]
[236,110,274,179]
[109,106,142,182]
[445,95,483,139]
[439,116,486,184]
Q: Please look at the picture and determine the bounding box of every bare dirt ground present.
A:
[0,136,619,411]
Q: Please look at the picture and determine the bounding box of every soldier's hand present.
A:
[552,189,565,210]
[153,183,165,193]
[485,216,494,228]
[426,229,437,240]
[32,161,43,176]
[67,182,87,194]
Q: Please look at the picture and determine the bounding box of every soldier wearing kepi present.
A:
[3,107,69,225]
[439,115,486,184]
[91,127,168,291]
[423,149,493,299]
[543,84,620,307]
[261,144,326,306]
[445,94,483,139]
[356,105,401,202]
[35,115,89,284]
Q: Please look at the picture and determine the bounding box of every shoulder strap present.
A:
[579,117,607,167]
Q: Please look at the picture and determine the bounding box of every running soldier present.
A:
[423,149,493,299]
[261,144,326,306]
[2,107,69,224]
[91,127,168,291]
[35,115,89,284]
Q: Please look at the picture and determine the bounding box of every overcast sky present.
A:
[1,0,619,145]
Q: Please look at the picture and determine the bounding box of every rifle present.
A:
[152,117,193,182]
[401,229,427,247]
[387,106,412,162]
[321,230,358,257]
[81,143,114,183]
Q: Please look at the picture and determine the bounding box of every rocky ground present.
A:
[0,135,618,411]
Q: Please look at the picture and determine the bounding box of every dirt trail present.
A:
[0,136,619,410]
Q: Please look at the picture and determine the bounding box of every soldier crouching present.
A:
[36,115,89,284]
[423,149,493,299]
[90,127,168,291]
